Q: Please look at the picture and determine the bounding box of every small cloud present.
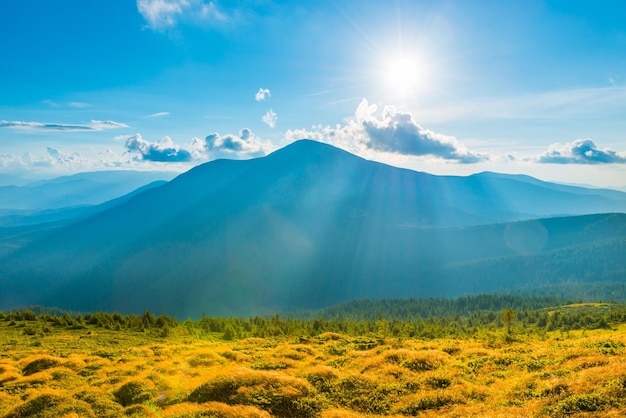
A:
[285,99,487,163]
[46,146,83,165]
[68,101,90,108]
[0,120,128,132]
[204,128,271,159]
[359,101,482,162]
[137,0,226,30]
[262,109,278,128]
[537,139,626,164]
[124,134,192,162]
[42,100,89,108]
[147,111,170,118]
[255,88,271,102]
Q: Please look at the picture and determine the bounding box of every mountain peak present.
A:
[267,139,357,161]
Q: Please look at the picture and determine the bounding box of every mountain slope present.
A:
[1,140,625,317]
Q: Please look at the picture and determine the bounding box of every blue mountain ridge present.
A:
[1,140,625,317]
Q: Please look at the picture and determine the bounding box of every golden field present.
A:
[1,314,626,417]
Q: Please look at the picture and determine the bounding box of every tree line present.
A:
[3,294,626,340]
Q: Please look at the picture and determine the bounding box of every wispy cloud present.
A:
[286,99,488,163]
[537,139,626,164]
[147,111,170,118]
[68,101,90,108]
[255,88,271,102]
[42,100,90,108]
[0,120,128,132]
[262,109,278,128]
[125,134,192,162]
[137,0,226,30]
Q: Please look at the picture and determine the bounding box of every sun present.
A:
[382,53,421,96]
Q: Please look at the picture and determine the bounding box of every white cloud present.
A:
[137,0,226,30]
[147,111,170,118]
[262,109,278,128]
[537,139,626,164]
[124,134,192,162]
[285,99,488,163]
[0,120,128,132]
[46,146,84,165]
[204,128,273,159]
[0,147,87,171]
[68,102,90,108]
[255,88,271,102]
[42,100,90,108]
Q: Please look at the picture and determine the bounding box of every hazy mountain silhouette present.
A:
[0,170,177,212]
[1,140,625,317]
[0,181,168,259]
[0,180,168,228]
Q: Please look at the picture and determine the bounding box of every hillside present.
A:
[1,140,625,317]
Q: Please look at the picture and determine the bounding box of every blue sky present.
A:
[1,0,626,188]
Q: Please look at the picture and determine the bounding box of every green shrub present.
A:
[188,372,316,418]
[329,375,392,414]
[22,325,38,336]
[114,381,152,407]
[21,310,37,321]
[402,357,438,372]
[251,361,289,370]
[4,394,66,418]
[394,395,456,415]
[584,339,625,355]
[547,394,609,416]
[425,376,452,389]
[188,377,240,403]
[75,389,124,417]
[22,358,61,376]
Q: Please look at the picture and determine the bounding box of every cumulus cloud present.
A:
[286,99,487,163]
[46,147,83,165]
[137,0,226,30]
[262,109,278,128]
[124,134,192,162]
[255,88,271,102]
[0,153,49,170]
[204,128,271,159]
[0,120,128,132]
[538,139,626,164]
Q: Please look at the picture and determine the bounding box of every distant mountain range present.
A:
[1,140,625,317]
[0,170,177,213]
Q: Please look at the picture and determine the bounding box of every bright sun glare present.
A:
[382,53,421,96]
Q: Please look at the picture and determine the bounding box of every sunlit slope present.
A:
[1,140,625,317]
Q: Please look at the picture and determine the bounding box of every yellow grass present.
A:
[1,319,626,417]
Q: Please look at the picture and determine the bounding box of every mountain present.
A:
[0,173,33,187]
[1,140,625,317]
[0,170,178,212]
[0,180,168,259]
[0,180,168,228]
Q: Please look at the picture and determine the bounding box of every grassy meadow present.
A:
[1,307,626,417]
